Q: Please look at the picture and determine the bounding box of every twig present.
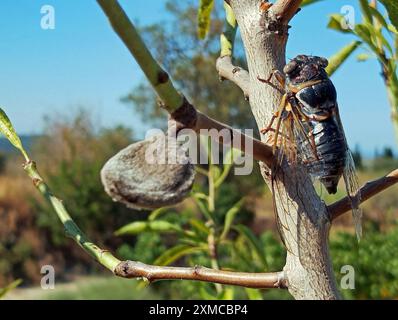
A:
[98,0,274,166]
[115,261,287,289]
[271,0,303,23]
[328,169,398,221]
[216,56,251,99]
[97,0,183,113]
[23,158,287,289]
[217,1,251,98]
[195,111,274,166]
[23,160,121,272]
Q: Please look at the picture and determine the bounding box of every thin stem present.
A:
[98,0,273,165]
[329,168,398,220]
[115,261,287,289]
[23,161,121,272]
[220,1,237,57]
[206,163,221,293]
[271,0,303,23]
[216,1,251,98]
[97,0,183,112]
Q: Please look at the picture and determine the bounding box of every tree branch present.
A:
[217,1,251,98]
[97,0,183,113]
[115,261,287,289]
[328,169,398,221]
[98,0,274,166]
[216,56,251,99]
[22,158,286,289]
[271,0,303,23]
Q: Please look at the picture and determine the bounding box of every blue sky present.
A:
[0,0,396,156]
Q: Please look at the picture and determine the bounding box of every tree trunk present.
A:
[230,0,341,299]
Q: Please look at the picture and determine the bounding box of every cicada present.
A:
[259,54,362,239]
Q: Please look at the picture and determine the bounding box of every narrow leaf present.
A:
[0,108,28,159]
[154,244,205,266]
[189,218,211,236]
[368,5,389,29]
[148,207,168,221]
[199,286,218,300]
[245,288,263,300]
[379,0,398,30]
[0,279,22,299]
[197,0,214,40]
[327,14,353,33]
[359,0,373,23]
[233,225,268,269]
[218,288,234,300]
[388,24,398,34]
[357,53,372,61]
[326,41,361,76]
[115,220,181,236]
[220,199,244,240]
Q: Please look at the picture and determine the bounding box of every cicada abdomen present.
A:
[294,78,347,195]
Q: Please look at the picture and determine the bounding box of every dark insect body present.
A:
[259,54,362,239]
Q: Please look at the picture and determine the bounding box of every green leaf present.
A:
[326,41,361,76]
[379,0,398,30]
[245,288,263,300]
[327,14,353,33]
[210,165,221,182]
[368,5,389,29]
[357,53,372,61]
[354,24,381,54]
[388,24,398,34]
[115,221,147,235]
[197,0,214,40]
[0,108,28,160]
[189,218,211,236]
[193,194,213,221]
[0,279,22,299]
[115,220,182,236]
[154,244,206,266]
[218,288,234,300]
[359,0,373,23]
[214,148,241,188]
[220,199,244,240]
[148,207,168,221]
[199,286,218,300]
[233,225,268,269]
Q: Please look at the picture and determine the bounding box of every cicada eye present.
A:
[318,57,329,68]
[283,60,298,75]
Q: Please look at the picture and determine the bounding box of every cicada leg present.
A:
[261,93,287,135]
[257,70,286,94]
[273,107,284,153]
[260,114,278,135]
[288,79,323,93]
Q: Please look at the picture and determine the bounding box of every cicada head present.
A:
[284,55,329,85]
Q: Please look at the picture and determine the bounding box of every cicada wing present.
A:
[335,106,362,240]
[343,150,362,240]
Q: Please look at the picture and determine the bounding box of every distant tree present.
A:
[352,145,364,170]
[382,146,394,159]
[122,0,257,132]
